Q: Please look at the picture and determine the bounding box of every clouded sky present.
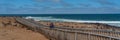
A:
[0,0,120,14]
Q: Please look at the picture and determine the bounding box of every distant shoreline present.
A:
[37,20,120,31]
[0,14,120,16]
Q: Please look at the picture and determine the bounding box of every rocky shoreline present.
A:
[38,20,120,31]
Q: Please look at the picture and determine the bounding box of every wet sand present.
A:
[0,17,48,40]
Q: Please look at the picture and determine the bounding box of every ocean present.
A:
[24,14,120,27]
[0,14,119,27]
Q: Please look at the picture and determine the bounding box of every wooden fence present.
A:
[15,17,120,40]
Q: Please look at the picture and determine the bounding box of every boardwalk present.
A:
[15,17,120,40]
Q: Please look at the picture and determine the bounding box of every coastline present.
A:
[18,17,120,40]
[1,17,119,40]
[38,20,120,31]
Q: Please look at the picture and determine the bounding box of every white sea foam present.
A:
[25,16,120,27]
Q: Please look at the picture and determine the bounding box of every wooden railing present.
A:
[15,17,120,40]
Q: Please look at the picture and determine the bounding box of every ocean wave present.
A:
[25,16,120,27]
[26,16,120,23]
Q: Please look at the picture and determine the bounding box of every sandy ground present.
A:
[0,17,49,40]
[38,21,120,31]
[0,26,48,40]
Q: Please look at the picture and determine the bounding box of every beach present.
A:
[0,17,120,40]
[38,20,120,31]
[22,17,120,40]
[0,17,48,40]
[26,14,120,31]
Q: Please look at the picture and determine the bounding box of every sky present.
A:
[0,0,120,14]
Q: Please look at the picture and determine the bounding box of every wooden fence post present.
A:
[75,32,78,40]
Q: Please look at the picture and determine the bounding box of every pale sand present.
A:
[0,17,49,40]
[0,26,48,40]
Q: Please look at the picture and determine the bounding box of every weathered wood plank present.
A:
[15,17,120,40]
